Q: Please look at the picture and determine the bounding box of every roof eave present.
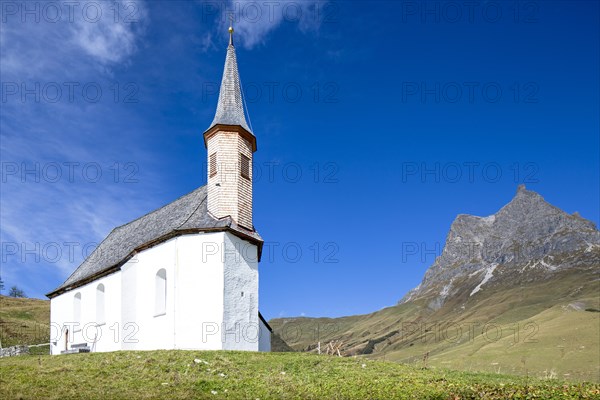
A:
[46,226,264,299]
[203,123,257,152]
[258,311,273,332]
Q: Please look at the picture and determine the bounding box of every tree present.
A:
[0,277,4,293]
[8,285,26,298]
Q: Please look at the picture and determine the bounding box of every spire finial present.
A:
[228,13,234,46]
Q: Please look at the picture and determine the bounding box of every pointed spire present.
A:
[207,23,252,133]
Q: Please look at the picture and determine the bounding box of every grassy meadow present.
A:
[2,350,600,399]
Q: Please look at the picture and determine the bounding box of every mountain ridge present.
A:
[400,185,599,310]
[270,186,600,381]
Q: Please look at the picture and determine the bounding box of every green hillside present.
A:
[0,295,50,348]
[2,350,599,399]
[270,268,600,383]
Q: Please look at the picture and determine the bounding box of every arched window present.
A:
[96,284,105,325]
[155,269,167,316]
[73,292,81,324]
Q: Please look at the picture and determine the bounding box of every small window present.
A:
[155,269,167,316]
[240,154,250,179]
[96,284,105,325]
[209,153,217,177]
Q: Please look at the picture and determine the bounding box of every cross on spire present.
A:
[228,13,234,46]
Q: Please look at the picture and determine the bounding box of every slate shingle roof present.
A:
[47,185,262,297]
[208,40,252,133]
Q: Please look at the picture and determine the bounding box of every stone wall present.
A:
[0,345,30,358]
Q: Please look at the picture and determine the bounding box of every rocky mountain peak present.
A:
[497,184,555,215]
[400,186,600,308]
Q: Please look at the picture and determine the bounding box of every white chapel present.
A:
[47,26,271,354]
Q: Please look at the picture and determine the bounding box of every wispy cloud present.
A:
[221,0,326,49]
[1,1,149,80]
[71,1,149,64]
[0,0,153,297]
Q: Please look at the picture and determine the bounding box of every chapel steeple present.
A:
[207,24,252,134]
[203,25,256,231]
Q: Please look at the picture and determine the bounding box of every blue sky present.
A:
[1,1,598,318]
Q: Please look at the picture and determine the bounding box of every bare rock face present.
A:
[400,185,600,309]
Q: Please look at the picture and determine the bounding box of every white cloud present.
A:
[223,0,325,49]
[0,0,148,81]
[0,0,154,297]
[71,0,149,64]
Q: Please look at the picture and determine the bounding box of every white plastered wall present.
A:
[49,271,122,354]
[173,233,226,350]
[222,232,259,351]
[50,231,262,353]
